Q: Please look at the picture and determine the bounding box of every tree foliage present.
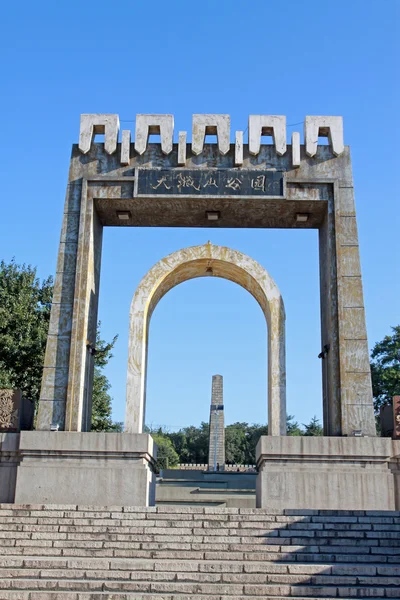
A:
[167,422,210,463]
[0,259,120,431]
[91,326,121,431]
[286,414,303,436]
[148,429,180,473]
[150,415,324,467]
[0,259,52,408]
[302,415,323,436]
[370,325,400,413]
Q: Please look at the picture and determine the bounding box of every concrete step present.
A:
[2,556,399,574]
[0,528,397,545]
[1,567,399,587]
[0,505,399,598]
[3,594,396,600]
[1,578,399,598]
[0,545,399,564]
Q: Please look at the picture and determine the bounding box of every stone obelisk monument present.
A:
[208,375,225,471]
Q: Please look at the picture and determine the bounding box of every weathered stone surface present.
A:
[235,131,243,166]
[13,432,156,507]
[249,115,287,156]
[79,114,119,155]
[135,114,174,156]
[291,131,300,167]
[120,129,131,165]
[125,243,285,436]
[192,114,230,156]
[305,115,344,157]
[177,131,186,166]
[256,436,396,510]
[0,390,20,432]
[38,113,376,443]
[208,375,225,470]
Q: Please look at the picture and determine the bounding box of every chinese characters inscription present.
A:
[137,169,283,197]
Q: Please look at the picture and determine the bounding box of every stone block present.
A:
[48,304,73,337]
[40,368,69,403]
[60,212,80,244]
[14,432,156,507]
[341,402,378,437]
[41,337,71,371]
[120,130,131,165]
[256,436,396,510]
[339,186,356,214]
[56,243,78,275]
[341,276,364,308]
[340,246,362,277]
[235,131,243,166]
[304,115,344,157]
[249,115,286,156]
[338,216,359,245]
[177,131,187,166]
[64,182,82,213]
[79,114,120,155]
[291,131,300,167]
[135,114,174,156]
[52,272,76,304]
[342,339,371,372]
[342,307,367,339]
[192,114,230,156]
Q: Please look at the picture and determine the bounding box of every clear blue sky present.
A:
[0,1,399,430]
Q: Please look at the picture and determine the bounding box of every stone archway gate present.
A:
[125,242,286,436]
[37,113,376,438]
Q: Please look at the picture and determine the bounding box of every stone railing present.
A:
[177,463,257,472]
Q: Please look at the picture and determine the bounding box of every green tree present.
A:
[0,259,120,431]
[225,423,248,464]
[187,422,210,463]
[370,325,400,413]
[303,415,323,436]
[166,430,190,463]
[287,414,303,436]
[0,259,52,411]
[150,430,180,473]
[90,325,121,431]
[225,422,269,464]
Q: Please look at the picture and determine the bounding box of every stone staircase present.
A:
[0,504,399,599]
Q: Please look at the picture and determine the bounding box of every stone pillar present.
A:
[64,195,103,432]
[334,184,376,436]
[319,180,376,437]
[208,375,225,471]
[319,210,341,436]
[37,176,103,432]
[37,178,83,431]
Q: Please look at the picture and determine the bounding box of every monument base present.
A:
[13,432,156,506]
[256,436,400,510]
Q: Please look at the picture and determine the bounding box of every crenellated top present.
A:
[78,113,344,168]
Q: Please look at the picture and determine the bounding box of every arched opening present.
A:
[145,276,268,430]
[125,243,286,435]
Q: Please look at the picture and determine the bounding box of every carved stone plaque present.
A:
[0,389,19,432]
[136,169,283,197]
